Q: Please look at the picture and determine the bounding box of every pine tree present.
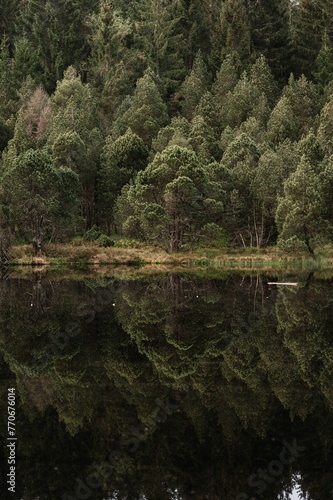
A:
[267,96,298,145]
[123,70,169,144]
[0,0,19,46]
[151,117,191,154]
[115,145,223,251]
[248,0,292,82]
[134,0,185,94]
[276,155,327,254]
[0,36,16,119]
[318,93,333,155]
[47,67,102,228]
[283,74,321,139]
[249,55,279,107]
[221,71,261,129]
[212,54,239,117]
[18,0,99,91]
[219,0,251,69]
[178,0,217,68]
[180,51,210,120]
[314,31,333,90]
[98,129,149,232]
[291,0,333,78]
[189,115,221,162]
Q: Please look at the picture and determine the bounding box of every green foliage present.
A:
[212,54,239,118]
[134,0,185,94]
[291,0,333,78]
[0,0,333,249]
[267,96,297,145]
[122,70,169,144]
[314,31,333,90]
[1,149,80,252]
[219,0,251,68]
[180,51,210,120]
[84,224,103,241]
[96,234,115,247]
[18,0,99,91]
[115,145,224,251]
[276,155,329,254]
[99,129,148,230]
[248,0,292,81]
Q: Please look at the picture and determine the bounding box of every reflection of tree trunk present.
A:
[32,273,46,316]
[32,216,45,256]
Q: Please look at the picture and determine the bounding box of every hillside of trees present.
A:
[1,0,333,254]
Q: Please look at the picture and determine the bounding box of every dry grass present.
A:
[8,242,333,272]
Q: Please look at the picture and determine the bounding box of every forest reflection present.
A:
[0,271,333,499]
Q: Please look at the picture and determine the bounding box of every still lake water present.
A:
[0,269,333,499]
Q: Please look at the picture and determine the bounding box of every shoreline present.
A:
[5,243,333,272]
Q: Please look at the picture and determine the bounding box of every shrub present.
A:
[96,234,115,247]
[278,236,308,253]
[84,225,102,241]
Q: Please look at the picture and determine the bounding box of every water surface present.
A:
[0,270,332,499]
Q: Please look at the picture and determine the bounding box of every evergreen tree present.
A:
[180,51,210,120]
[291,0,333,78]
[178,0,217,68]
[219,0,251,69]
[189,115,221,162]
[249,55,279,107]
[122,70,169,144]
[0,0,19,44]
[87,0,145,118]
[18,0,99,91]
[151,117,192,154]
[1,149,79,253]
[47,67,102,228]
[267,96,298,145]
[134,0,185,94]
[318,93,333,155]
[212,54,239,120]
[221,71,261,129]
[115,146,223,251]
[0,36,16,119]
[276,154,327,254]
[282,74,321,139]
[248,0,292,82]
[314,31,333,90]
[98,129,149,232]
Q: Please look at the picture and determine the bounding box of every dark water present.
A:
[0,271,333,499]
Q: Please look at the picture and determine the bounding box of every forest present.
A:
[1,0,333,254]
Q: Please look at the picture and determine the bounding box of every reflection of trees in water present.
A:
[0,274,333,498]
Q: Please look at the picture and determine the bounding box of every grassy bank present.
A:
[7,241,333,272]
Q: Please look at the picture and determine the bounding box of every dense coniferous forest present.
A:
[1,0,333,254]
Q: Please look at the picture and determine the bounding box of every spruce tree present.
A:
[314,31,333,91]
[249,55,279,107]
[283,74,321,139]
[276,155,327,254]
[219,0,251,69]
[212,54,239,118]
[267,96,298,145]
[134,0,185,94]
[123,70,169,144]
[98,129,149,232]
[291,0,333,78]
[180,51,210,120]
[248,0,292,82]
[18,0,99,91]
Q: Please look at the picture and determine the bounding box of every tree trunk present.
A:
[32,216,45,256]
